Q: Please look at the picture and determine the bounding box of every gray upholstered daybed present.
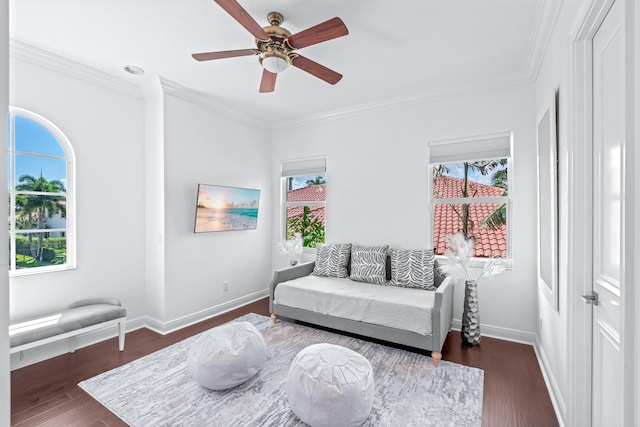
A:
[269,246,454,366]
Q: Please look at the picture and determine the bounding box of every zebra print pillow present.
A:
[389,248,436,290]
[312,243,352,278]
[349,244,389,285]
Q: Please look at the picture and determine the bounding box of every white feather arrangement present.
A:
[438,232,511,283]
[276,233,303,265]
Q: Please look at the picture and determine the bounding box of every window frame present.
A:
[427,133,513,261]
[8,107,77,276]
[281,157,326,251]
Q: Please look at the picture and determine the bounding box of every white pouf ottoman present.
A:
[187,321,266,390]
[286,343,374,427]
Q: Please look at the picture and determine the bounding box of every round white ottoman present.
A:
[187,321,266,390]
[286,343,374,427]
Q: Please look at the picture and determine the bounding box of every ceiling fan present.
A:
[192,0,349,93]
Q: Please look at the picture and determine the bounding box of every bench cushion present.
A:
[10,303,126,348]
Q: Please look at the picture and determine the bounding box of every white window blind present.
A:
[429,133,511,164]
[281,157,326,177]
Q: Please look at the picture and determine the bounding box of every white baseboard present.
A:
[9,289,268,370]
[533,336,567,427]
[450,318,537,345]
[144,289,269,335]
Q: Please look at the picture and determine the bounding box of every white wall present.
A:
[9,56,147,365]
[533,2,578,420]
[7,53,274,367]
[535,0,640,424]
[144,83,273,327]
[1,0,10,423]
[271,83,539,337]
[143,78,167,322]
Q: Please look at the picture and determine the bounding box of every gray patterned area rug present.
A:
[79,313,483,426]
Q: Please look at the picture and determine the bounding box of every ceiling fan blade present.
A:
[287,17,348,49]
[214,0,270,41]
[192,49,257,61]
[259,69,277,93]
[292,55,343,85]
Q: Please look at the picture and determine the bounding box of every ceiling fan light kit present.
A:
[192,0,348,93]
[260,51,291,73]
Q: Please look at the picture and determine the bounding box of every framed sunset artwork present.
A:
[194,184,260,233]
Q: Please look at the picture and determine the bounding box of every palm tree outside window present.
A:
[285,173,326,248]
[281,158,327,249]
[8,109,76,274]
[428,133,512,259]
[431,159,510,258]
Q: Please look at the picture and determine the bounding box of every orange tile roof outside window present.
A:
[287,184,326,202]
[285,180,507,258]
[286,184,326,229]
[286,185,326,247]
[433,175,507,258]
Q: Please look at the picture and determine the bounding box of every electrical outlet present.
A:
[223,281,229,292]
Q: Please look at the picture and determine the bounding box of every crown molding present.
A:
[11,3,560,135]
[525,0,565,80]
[271,0,563,132]
[9,41,268,129]
[157,77,268,130]
[10,40,142,98]
[271,73,535,132]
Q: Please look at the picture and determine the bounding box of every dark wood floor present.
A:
[11,298,559,426]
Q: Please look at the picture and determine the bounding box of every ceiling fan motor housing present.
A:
[193,1,348,92]
[257,13,294,72]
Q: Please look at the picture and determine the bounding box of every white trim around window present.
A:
[8,107,77,276]
[281,156,326,250]
[427,132,513,260]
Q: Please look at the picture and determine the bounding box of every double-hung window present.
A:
[428,133,512,258]
[281,158,326,249]
[8,108,76,274]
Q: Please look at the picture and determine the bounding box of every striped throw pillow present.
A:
[389,248,436,290]
[349,245,389,285]
[312,243,352,278]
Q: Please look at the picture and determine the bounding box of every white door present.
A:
[590,0,625,425]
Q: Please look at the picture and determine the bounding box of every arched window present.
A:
[8,108,75,274]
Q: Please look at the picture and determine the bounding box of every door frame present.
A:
[568,0,637,425]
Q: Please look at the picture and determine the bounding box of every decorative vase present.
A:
[461,280,481,346]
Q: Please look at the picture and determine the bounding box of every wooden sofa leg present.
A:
[432,351,442,367]
[270,314,277,324]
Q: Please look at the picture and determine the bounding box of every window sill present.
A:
[10,263,77,278]
[435,254,513,268]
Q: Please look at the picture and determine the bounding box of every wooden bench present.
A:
[9,298,127,356]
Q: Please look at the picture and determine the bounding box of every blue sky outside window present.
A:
[8,111,71,272]
[8,114,67,189]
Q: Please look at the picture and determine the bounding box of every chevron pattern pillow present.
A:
[349,244,389,285]
[389,248,436,290]
[312,243,352,278]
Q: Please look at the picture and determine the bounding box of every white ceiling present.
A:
[9,0,555,125]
